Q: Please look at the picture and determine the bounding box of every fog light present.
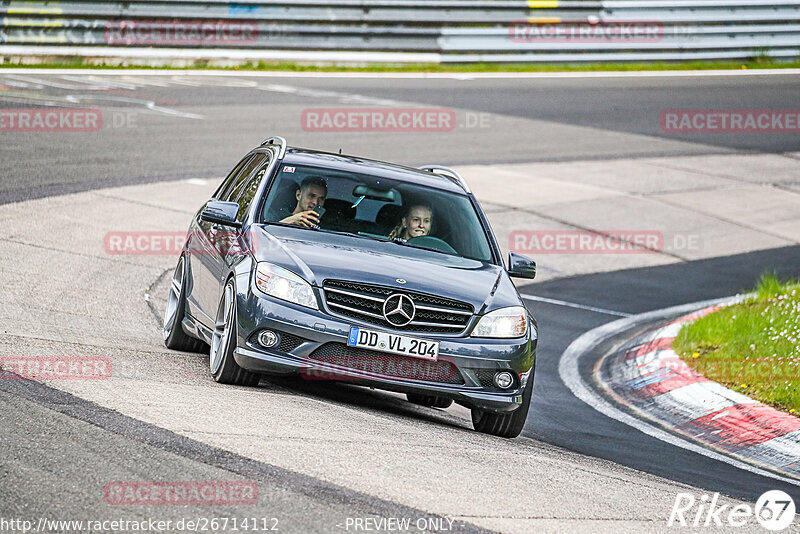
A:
[494,371,514,389]
[258,330,279,348]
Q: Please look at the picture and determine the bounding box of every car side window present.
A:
[223,153,267,204]
[235,155,272,222]
[214,155,253,200]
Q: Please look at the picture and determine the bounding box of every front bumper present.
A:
[233,287,536,413]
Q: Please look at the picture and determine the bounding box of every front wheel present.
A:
[209,279,260,387]
[163,256,207,353]
[471,368,534,439]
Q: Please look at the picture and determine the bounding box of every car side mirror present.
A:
[200,200,241,228]
[508,252,536,279]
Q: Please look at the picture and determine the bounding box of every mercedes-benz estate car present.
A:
[164,137,538,438]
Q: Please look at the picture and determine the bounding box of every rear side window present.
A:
[225,153,267,202]
[214,155,252,200]
[234,156,272,222]
[224,153,267,204]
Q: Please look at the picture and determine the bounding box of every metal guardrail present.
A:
[0,0,798,62]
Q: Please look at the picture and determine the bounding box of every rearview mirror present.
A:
[508,252,536,279]
[200,200,241,228]
[352,184,397,202]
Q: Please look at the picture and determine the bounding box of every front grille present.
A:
[474,369,497,388]
[276,332,307,353]
[322,280,473,334]
[307,343,464,384]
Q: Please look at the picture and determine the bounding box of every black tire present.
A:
[163,256,207,353]
[209,279,260,387]
[471,368,534,439]
[406,393,453,409]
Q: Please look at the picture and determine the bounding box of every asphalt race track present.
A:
[2,71,800,204]
[1,71,800,533]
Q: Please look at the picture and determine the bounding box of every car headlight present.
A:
[471,306,528,338]
[254,262,318,310]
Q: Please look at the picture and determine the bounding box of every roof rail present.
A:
[417,165,471,194]
[261,136,287,159]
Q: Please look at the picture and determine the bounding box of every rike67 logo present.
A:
[669,490,796,531]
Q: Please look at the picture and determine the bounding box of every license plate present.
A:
[347,327,439,361]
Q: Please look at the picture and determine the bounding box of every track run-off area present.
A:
[1,70,800,533]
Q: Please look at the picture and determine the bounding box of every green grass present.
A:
[674,273,800,415]
[2,56,800,72]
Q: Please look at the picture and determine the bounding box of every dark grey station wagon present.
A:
[164,137,538,438]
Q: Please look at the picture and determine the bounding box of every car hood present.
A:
[251,225,522,313]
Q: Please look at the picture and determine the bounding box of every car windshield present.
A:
[259,163,494,262]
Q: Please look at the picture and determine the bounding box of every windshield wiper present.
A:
[390,237,451,256]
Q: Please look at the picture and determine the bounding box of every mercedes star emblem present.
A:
[382,293,415,327]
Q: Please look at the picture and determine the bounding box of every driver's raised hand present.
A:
[283,210,320,228]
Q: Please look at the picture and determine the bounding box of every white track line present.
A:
[558,296,800,487]
[0,67,799,79]
[520,294,632,317]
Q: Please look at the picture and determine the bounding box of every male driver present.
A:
[389,204,433,240]
[279,176,327,228]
